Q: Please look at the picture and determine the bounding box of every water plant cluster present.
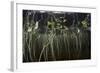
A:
[23,10,91,62]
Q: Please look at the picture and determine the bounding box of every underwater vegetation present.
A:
[23,10,91,62]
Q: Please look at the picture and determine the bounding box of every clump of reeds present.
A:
[23,11,91,62]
